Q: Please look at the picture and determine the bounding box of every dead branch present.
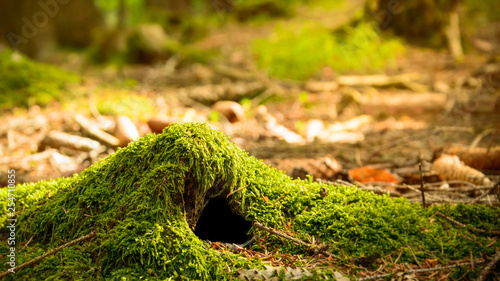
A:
[436,212,500,236]
[336,73,422,87]
[316,179,402,198]
[419,163,426,208]
[74,114,121,147]
[41,131,101,152]
[444,8,464,61]
[0,232,96,278]
[254,222,339,260]
[477,249,500,281]
[357,260,486,281]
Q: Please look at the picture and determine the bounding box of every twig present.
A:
[357,260,486,281]
[254,222,339,260]
[0,232,96,278]
[20,236,34,252]
[316,179,401,197]
[404,185,457,203]
[436,212,500,236]
[470,129,493,150]
[406,246,421,268]
[226,185,248,198]
[469,181,500,204]
[477,249,500,281]
[486,124,500,154]
[408,199,500,206]
[419,163,426,208]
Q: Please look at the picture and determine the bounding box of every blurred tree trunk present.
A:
[367,0,462,50]
[118,0,128,28]
[0,0,103,59]
[167,0,192,23]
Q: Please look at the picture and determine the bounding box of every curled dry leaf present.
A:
[431,154,491,185]
[445,146,500,171]
[147,118,175,134]
[348,166,401,184]
[212,100,245,123]
[114,115,140,146]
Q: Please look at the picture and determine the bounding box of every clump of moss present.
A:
[93,90,155,120]
[1,123,498,280]
[252,22,403,80]
[0,49,79,110]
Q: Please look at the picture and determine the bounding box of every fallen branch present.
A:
[419,163,426,208]
[41,131,101,152]
[436,212,500,236]
[0,232,96,278]
[74,114,120,147]
[357,260,486,281]
[336,73,422,87]
[254,222,339,260]
[477,249,500,281]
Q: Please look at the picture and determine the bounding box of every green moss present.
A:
[252,22,403,80]
[0,49,79,110]
[94,91,155,120]
[1,123,498,279]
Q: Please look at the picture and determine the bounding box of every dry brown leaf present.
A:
[431,154,491,185]
[147,118,175,134]
[212,101,246,123]
[348,166,401,184]
[445,146,500,171]
[114,115,139,146]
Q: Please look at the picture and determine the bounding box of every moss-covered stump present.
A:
[1,123,499,280]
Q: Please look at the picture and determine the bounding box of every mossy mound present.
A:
[1,123,499,280]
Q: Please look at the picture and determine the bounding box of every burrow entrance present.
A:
[194,197,252,244]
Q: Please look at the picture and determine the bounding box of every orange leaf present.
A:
[348,166,401,183]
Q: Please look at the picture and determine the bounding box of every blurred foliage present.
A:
[232,0,295,22]
[0,49,79,110]
[94,0,145,27]
[464,0,500,21]
[252,22,403,80]
[93,90,155,120]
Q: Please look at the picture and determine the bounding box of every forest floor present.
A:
[1,42,499,206]
[0,9,500,279]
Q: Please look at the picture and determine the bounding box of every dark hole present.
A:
[194,197,252,244]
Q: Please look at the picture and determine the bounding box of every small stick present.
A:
[406,246,421,268]
[469,181,500,204]
[254,222,339,260]
[0,232,96,278]
[486,124,500,154]
[477,249,500,281]
[419,163,426,208]
[226,185,248,198]
[20,236,34,252]
[436,212,500,235]
[358,260,486,281]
